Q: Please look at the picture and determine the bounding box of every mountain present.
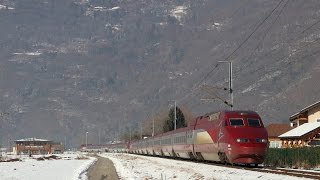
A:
[0,0,319,148]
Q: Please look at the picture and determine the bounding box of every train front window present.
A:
[248,119,261,127]
[229,119,244,126]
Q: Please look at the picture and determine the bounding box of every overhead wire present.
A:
[301,19,320,34]
[192,0,285,90]
[211,0,320,93]
[179,0,285,108]
[235,0,290,73]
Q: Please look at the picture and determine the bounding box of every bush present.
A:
[264,147,320,169]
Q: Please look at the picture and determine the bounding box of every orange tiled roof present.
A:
[266,124,292,138]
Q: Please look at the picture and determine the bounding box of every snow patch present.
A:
[100,153,309,180]
[0,153,95,180]
[170,6,187,21]
[0,4,14,10]
[13,52,42,56]
[207,22,223,31]
[75,157,97,180]
[109,6,120,11]
[242,71,282,93]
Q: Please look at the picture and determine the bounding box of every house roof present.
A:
[266,124,292,138]
[15,138,51,142]
[290,100,320,120]
[279,122,320,138]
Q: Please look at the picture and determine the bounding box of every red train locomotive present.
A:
[129,110,268,165]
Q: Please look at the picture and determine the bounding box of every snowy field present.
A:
[100,153,312,180]
[0,153,96,180]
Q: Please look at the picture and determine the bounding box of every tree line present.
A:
[120,106,191,141]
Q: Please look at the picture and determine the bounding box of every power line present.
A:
[195,0,285,87]
[179,0,285,108]
[181,1,320,112]
[235,0,290,73]
[230,0,320,80]
[301,19,320,34]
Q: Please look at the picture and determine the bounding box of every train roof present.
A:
[202,110,259,117]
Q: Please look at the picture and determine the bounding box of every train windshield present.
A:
[229,119,244,126]
[248,118,261,127]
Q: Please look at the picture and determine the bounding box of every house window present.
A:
[269,141,282,148]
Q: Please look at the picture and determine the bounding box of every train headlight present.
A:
[256,138,267,143]
[236,138,249,143]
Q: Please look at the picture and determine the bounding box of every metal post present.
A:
[174,101,177,130]
[140,124,142,139]
[64,136,66,149]
[229,61,233,110]
[129,125,132,142]
[85,132,88,149]
[152,116,154,137]
[98,129,101,145]
[218,61,233,110]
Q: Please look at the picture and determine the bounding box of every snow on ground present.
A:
[0,153,96,180]
[100,153,311,180]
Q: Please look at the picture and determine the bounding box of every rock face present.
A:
[0,0,319,147]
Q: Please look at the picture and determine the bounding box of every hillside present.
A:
[0,0,319,147]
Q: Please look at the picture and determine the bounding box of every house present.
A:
[279,101,320,148]
[290,100,320,127]
[14,138,64,155]
[266,124,292,148]
[279,122,320,148]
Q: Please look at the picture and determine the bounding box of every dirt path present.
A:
[87,156,119,180]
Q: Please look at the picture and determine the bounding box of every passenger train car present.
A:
[129,110,268,165]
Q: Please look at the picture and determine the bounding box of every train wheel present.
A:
[218,152,228,164]
[188,152,195,161]
[172,150,177,158]
[196,152,204,161]
[160,150,164,157]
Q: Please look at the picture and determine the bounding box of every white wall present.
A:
[308,106,320,123]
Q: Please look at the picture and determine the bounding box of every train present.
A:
[102,110,269,165]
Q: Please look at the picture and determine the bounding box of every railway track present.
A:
[205,162,320,179]
[249,167,320,179]
[202,161,320,179]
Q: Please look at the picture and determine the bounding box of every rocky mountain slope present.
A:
[0,0,319,147]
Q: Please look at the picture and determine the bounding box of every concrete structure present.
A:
[266,124,292,148]
[14,138,64,155]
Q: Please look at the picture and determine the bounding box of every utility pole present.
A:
[129,125,132,142]
[140,123,142,139]
[98,128,101,145]
[64,136,67,149]
[152,114,154,137]
[85,132,88,149]
[174,101,177,130]
[217,61,233,110]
